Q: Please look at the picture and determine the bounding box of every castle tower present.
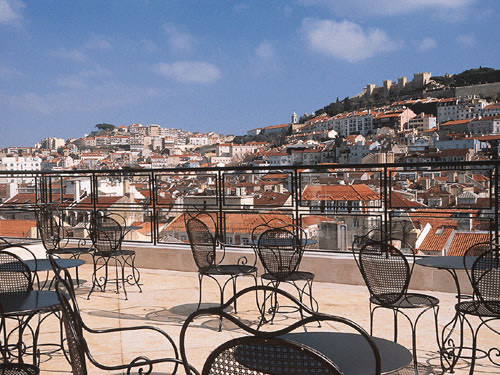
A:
[291,112,298,124]
[398,77,407,89]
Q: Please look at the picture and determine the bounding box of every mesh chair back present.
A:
[464,241,491,257]
[35,207,63,252]
[358,242,410,306]
[186,217,216,271]
[257,228,302,281]
[470,249,500,315]
[202,336,342,375]
[0,251,32,293]
[53,259,88,375]
[90,213,123,255]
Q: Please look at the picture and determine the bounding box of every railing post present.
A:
[495,163,499,245]
[218,169,224,246]
[151,171,157,245]
[383,166,389,242]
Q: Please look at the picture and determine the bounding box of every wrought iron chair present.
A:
[354,239,440,374]
[184,211,257,315]
[180,285,382,375]
[50,255,183,375]
[252,218,317,324]
[35,205,90,286]
[453,248,500,374]
[87,211,141,300]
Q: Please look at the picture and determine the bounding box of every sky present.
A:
[0,0,499,147]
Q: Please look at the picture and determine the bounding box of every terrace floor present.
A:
[10,263,500,375]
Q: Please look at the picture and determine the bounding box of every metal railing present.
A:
[0,160,498,253]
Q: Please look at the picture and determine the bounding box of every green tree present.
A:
[95,123,115,131]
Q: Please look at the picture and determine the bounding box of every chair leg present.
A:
[232,277,237,313]
[196,274,204,310]
[393,309,399,343]
[119,257,128,300]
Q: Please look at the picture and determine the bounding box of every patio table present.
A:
[0,290,60,365]
[415,256,477,372]
[280,332,412,375]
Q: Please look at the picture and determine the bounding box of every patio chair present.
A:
[252,218,318,324]
[87,211,141,300]
[354,240,440,374]
[35,205,91,286]
[49,255,183,375]
[179,285,382,375]
[184,211,257,315]
[454,248,500,375]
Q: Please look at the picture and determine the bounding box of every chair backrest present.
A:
[202,336,342,375]
[89,212,124,254]
[356,241,411,306]
[50,256,88,375]
[180,285,381,375]
[185,216,216,271]
[35,206,64,251]
[0,249,32,293]
[0,237,10,249]
[257,227,303,280]
[469,249,500,315]
[464,241,492,257]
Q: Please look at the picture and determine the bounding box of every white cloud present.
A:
[256,41,275,60]
[0,0,24,26]
[56,66,112,89]
[419,37,437,51]
[456,33,476,46]
[163,23,195,52]
[49,48,87,62]
[0,63,22,80]
[301,19,398,62]
[84,35,112,50]
[154,61,221,83]
[298,0,474,17]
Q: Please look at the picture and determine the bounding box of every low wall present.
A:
[119,244,472,295]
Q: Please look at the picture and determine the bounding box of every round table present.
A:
[281,332,412,375]
[0,290,60,365]
[23,258,85,272]
[416,256,477,373]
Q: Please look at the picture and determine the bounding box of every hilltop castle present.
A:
[357,72,432,98]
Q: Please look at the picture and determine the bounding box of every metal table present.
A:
[281,332,412,375]
[416,256,478,372]
[24,258,85,290]
[0,290,60,365]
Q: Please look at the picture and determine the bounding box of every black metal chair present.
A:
[50,255,183,375]
[179,285,382,375]
[87,211,141,300]
[354,239,439,374]
[184,211,257,315]
[252,218,317,324]
[35,205,90,286]
[453,248,500,374]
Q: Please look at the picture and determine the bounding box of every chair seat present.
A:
[47,247,91,255]
[370,293,439,308]
[261,271,314,282]
[94,249,136,257]
[456,300,500,317]
[0,363,39,375]
[202,264,257,276]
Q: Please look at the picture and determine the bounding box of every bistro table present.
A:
[273,332,412,374]
[0,290,60,365]
[24,258,85,290]
[415,256,477,372]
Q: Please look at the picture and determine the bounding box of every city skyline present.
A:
[0,0,499,147]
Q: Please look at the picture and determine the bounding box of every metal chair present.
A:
[179,285,382,375]
[454,249,500,374]
[252,218,317,324]
[35,205,90,286]
[87,211,141,300]
[184,211,257,315]
[50,255,182,375]
[354,240,440,374]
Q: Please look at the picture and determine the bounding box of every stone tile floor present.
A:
[7,264,500,374]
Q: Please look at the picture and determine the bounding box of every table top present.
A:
[280,332,412,375]
[23,258,85,272]
[416,256,477,270]
[0,290,59,316]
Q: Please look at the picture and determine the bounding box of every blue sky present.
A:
[0,0,498,147]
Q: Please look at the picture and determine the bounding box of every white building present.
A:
[407,113,436,132]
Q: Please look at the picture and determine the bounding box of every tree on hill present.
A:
[95,123,115,131]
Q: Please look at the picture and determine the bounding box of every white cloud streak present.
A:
[56,66,112,89]
[419,37,437,51]
[302,19,398,62]
[256,41,275,60]
[153,61,221,83]
[0,0,24,26]
[163,23,195,52]
[49,48,87,62]
[0,63,22,80]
